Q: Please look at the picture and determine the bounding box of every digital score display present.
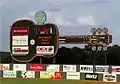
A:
[36,23,59,57]
[59,35,91,44]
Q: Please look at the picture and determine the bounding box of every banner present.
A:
[12,36,28,45]
[21,71,35,78]
[3,70,16,78]
[36,46,54,55]
[13,64,26,71]
[85,73,98,80]
[30,64,43,71]
[80,65,93,73]
[66,72,80,80]
[40,71,62,79]
[95,65,109,73]
[0,64,10,70]
[12,46,29,55]
[46,65,60,72]
[40,71,55,79]
[12,27,29,35]
[103,73,116,82]
[112,66,120,74]
[63,65,76,72]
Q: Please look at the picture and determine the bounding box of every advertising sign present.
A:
[112,66,120,74]
[12,27,29,35]
[0,64,10,70]
[46,65,60,72]
[95,65,109,73]
[80,65,93,73]
[40,71,62,79]
[12,46,29,55]
[30,64,43,71]
[3,70,16,78]
[66,72,80,80]
[36,46,54,55]
[35,11,47,24]
[85,73,98,80]
[12,36,28,45]
[40,71,55,79]
[63,65,76,72]
[13,64,26,71]
[103,73,116,82]
[21,71,35,78]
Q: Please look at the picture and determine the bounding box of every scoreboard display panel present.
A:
[36,23,59,58]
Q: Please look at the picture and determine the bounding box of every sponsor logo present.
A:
[80,65,93,73]
[85,73,98,80]
[13,64,26,71]
[12,46,29,55]
[36,46,54,55]
[21,71,35,78]
[12,27,29,35]
[112,66,120,74]
[30,64,43,71]
[46,65,60,72]
[54,72,62,79]
[66,72,80,80]
[0,64,10,70]
[12,36,28,45]
[3,70,16,78]
[103,74,116,82]
[95,65,109,73]
[63,65,76,72]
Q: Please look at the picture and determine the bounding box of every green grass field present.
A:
[0,78,104,84]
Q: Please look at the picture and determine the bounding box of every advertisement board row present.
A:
[2,70,117,82]
[1,64,120,74]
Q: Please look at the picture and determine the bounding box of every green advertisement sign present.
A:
[40,71,55,79]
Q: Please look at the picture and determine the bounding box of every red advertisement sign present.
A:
[55,72,62,79]
[12,27,29,35]
[117,68,120,72]
[30,64,43,71]
[112,68,120,72]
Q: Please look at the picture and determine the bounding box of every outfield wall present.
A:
[0,64,120,82]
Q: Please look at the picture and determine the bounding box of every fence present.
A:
[0,64,120,82]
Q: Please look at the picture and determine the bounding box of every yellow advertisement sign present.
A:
[40,71,55,79]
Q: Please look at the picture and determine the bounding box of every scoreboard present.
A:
[10,20,59,62]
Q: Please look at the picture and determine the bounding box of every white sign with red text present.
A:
[0,64,10,70]
[12,36,28,45]
[36,46,54,55]
[12,46,29,55]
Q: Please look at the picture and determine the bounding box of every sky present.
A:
[0,0,120,52]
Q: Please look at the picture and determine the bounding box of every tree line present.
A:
[0,45,120,65]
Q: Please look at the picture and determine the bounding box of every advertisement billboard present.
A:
[80,65,93,73]
[21,71,35,78]
[85,73,98,80]
[0,64,10,70]
[36,46,54,55]
[112,66,120,74]
[13,64,26,71]
[12,46,29,55]
[40,71,62,79]
[30,64,43,71]
[12,36,28,45]
[103,73,116,82]
[66,72,80,80]
[46,65,60,72]
[12,27,29,35]
[3,70,16,78]
[95,65,109,73]
[63,65,76,72]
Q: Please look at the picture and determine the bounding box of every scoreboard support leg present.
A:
[53,58,56,64]
[40,57,43,64]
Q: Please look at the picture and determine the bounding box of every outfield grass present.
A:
[0,78,119,84]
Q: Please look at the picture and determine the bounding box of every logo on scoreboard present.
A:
[36,46,54,55]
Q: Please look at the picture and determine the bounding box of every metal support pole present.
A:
[53,58,56,64]
[40,57,42,64]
